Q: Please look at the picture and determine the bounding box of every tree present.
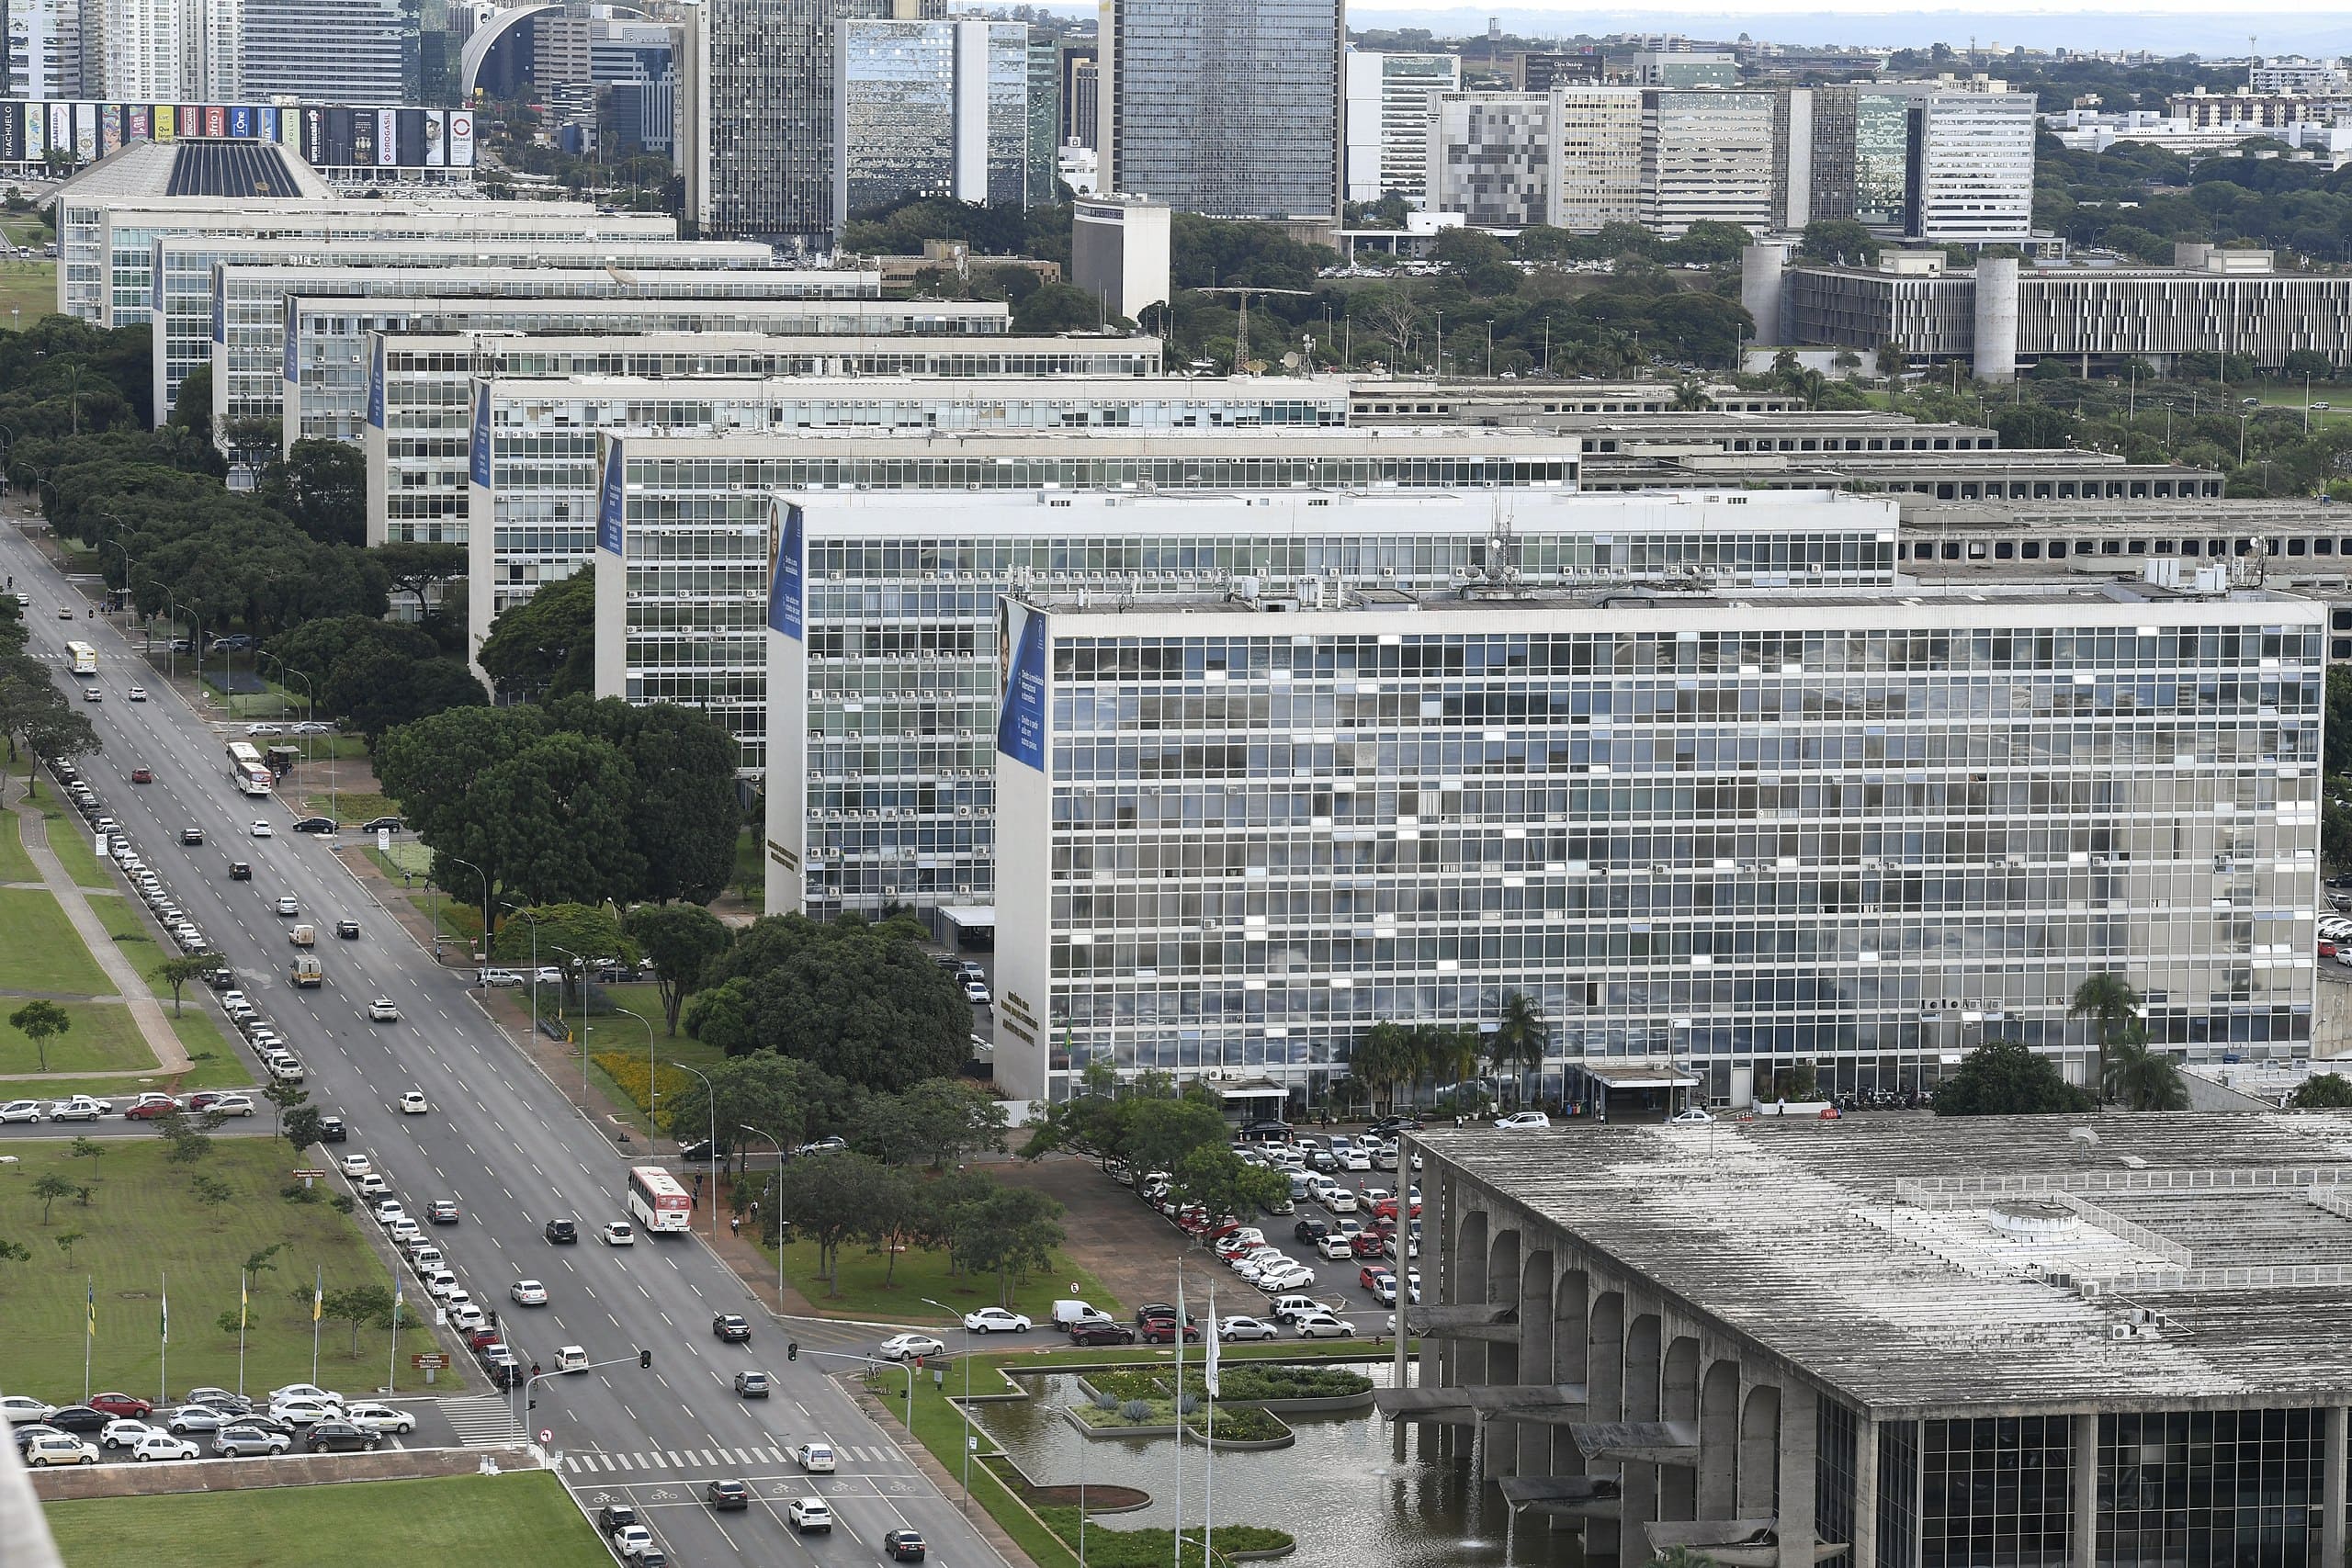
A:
[1491,992,1550,1104]
[1121,1089,1231,1191]
[858,1078,1010,1170]
[283,1104,325,1154]
[29,1171,73,1224]
[263,1077,309,1141]
[153,954,223,1015]
[322,1283,396,1357]
[1798,220,1879,266]
[1013,282,1114,333]
[956,1181,1067,1307]
[1348,1022,1424,1112]
[775,1149,889,1293]
[1994,403,2081,450]
[1875,340,1907,389]
[476,565,596,701]
[53,1230,84,1262]
[1934,1040,2095,1116]
[9,999,68,1072]
[2070,973,2143,1103]
[628,904,734,1035]
[489,902,634,994]
[1171,1144,1286,1222]
[2102,1027,2189,1111]
[472,731,645,907]
[255,438,367,547]
[859,1162,924,1287]
[321,641,487,744]
[371,541,469,625]
[188,1173,233,1206]
[68,1136,102,1163]
[2291,1073,2352,1109]
[1669,381,1714,412]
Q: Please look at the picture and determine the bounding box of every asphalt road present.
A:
[0,518,1012,1568]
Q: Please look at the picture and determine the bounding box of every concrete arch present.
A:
[1699,1359,1741,1518]
[1737,1383,1781,1517]
[1550,1269,1590,1483]
[1455,1207,1490,1387]
[458,4,560,101]
[1585,1291,1626,1562]
[1621,1314,1665,1565]
[1660,1336,1701,1520]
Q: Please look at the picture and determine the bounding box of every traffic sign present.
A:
[292,1168,329,1179]
[411,1353,449,1369]
[539,1428,552,1444]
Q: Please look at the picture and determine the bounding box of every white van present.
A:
[1051,1300,1113,1333]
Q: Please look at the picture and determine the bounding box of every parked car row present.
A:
[6,1377,413,1464]
[58,758,214,964]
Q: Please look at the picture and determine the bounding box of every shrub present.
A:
[1091,1390,1119,1411]
[1084,1371,1164,1402]
[1118,1400,1155,1424]
[1185,1404,1286,1442]
[1035,1510,1292,1568]
[328,1193,355,1213]
[280,1181,320,1204]
[594,1052,694,1131]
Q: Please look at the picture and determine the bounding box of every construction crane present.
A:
[1194,287,1311,374]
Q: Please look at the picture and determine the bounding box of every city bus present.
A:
[63,641,96,676]
[224,740,273,796]
[625,1166,694,1235]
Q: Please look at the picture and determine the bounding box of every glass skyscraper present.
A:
[834,18,1031,220]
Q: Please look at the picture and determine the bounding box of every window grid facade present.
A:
[1920,1416,2075,1568]
[2101,1409,2323,1568]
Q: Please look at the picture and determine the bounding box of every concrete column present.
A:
[1697,1359,1740,1518]
[1619,1314,1663,1568]
[1775,1382,1818,1568]
[1850,1418,1879,1566]
[1741,242,1788,351]
[1973,255,2020,385]
[2071,1413,2099,1568]
[2324,1406,2346,1568]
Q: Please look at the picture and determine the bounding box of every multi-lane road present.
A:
[0,516,1005,1568]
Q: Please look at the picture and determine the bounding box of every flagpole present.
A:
[237,1269,248,1401]
[1204,1281,1216,1568]
[1171,1272,1184,1568]
[83,1275,92,1403]
[311,1267,322,1384]
[158,1272,167,1409]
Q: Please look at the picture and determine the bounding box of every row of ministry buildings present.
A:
[45,145,2339,1115]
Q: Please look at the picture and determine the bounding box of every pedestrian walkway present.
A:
[561,1441,905,1473]
[436,1395,522,1447]
[11,800,187,1073]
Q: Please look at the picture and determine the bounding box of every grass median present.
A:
[40,814,114,890]
[42,1471,603,1568]
[0,1136,463,1403]
[0,1000,151,1073]
[0,812,38,882]
[0,886,111,994]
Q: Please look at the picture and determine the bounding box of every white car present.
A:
[1218,1315,1279,1341]
[386,1219,423,1245]
[269,1397,337,1426]
[477,968,524,987]
[126,685,146,701]
[423,1270,463,1300]
[101,1418,161,1449]
[268,1383,341,1406]
[961,977,992,1006]
[510,1279,548,1305]
[963,1307,1031,1333]
[1258,1265,1316,1292]
[600,1221,635,1247]
[1294,1311,1357,1339]
[1323,1188,1359,1213]
[209,1094,254,1117]
[398,1091,428,1114]
[275,897,299,917]
[795,1440,837,1472]
[448,1302,487,1331]
[1669,1106,1714,1124]
[23,1433,97,1466]
[877,1333,945,1361]
[1316,1234,1355,1261]
[1496,1111,1552,1130]
[47,1098,104,1122]
[0,1100,45,1122]
[373,1199,405,1224]
[130,1432,199,1461]
[354,1173,390,1199]
[343,1402,415,1434]
[249,821,272,837]
[0,1395,54,1424]
[368,998,400,1022]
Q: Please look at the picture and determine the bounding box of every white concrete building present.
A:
[1069,192,1170,323]
[1641,88,1776,237]
[1344,48,1458,203]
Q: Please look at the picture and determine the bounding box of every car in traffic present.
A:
[121,1092,178,1120]
[713,1314,752,1342]
[179,826,201,844]
[611,1525,656,1558]
[510,1280,548,1306]
[336,919,361,940]
[733,1371,769,1399]
[303,1421,380,1452]
[477,968,524,987]
[964,1307,1031,1334]
[269,1397,339,1426]
[46,1097,104,1123]
[877,1333,944,1360]
[213,1424,291,1457]
[1295,1310,1357,1339]
[343,1403,415,1435]
[960,976,991,1005]
[249,820,271,837]
[129,1431,199,1461]
[1217,1315,1279,1341]
[795,1440,837,1471]
[0,1099,44,1122]
[707,1478,750,1512]
[597,1505,639,1537]
[229,861,252,881]
[427,1199,458,1225]
[544,1218,578,1245]
[788,1497,833,1533]
[1257,1264,1316,1292]
[291,817,336,834]
[125,685,146,701]
[275,896,300,917]
[1669,1105,1715,1124]
[368,998,400,1022]
[600,1221,635,1247]
[100,1418,160,1450]
[0,1396,52,1425]
[24,1433,98,1466]
[361,815,404,833]
[1139,1316,1200,1344]
[797,1135,848,1155]
[884,1529,928,1562]
[40,1404,108,1433]
[162,1404,225,1435]
[87,1393,152,1419]
[339,1153,372,1177]
[1069,1322,1137,1347]
[398,1091,428,1114]
[209,1093,255,1117]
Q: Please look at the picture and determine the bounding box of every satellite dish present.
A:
[1282,352,1301,369]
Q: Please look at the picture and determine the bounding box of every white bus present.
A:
[224,740,273,796]
[63,640,96,676]
[625,1166,694,1234]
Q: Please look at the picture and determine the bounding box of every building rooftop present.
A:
[1419,1113,2352,1416]
[52,140,334,203]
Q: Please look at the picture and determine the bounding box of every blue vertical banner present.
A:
[996,601,1048,771]
[210,278,225,345]
[281,293,299,385]
[597,439,626,558]
[366,336,386,430]
[768,503,805,640]
[469,383,492,488]
[229,105,252,139]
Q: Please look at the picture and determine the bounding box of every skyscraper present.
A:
[1097,0,1340,220]
[214,0,415,103]
[689,0,944,245]
[1344,48,1458,203]
[832,17,1030,219]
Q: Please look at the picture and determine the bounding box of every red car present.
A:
[88,1392,152,1418]
[1359,1265,1396,1292]
[1138,1317,1200,1344]
[465,1328,503,1351]
[1351,1232,1388,1259]
[130,767,153,784]
[122,1093,178,1120]
[183,1091,227,1111]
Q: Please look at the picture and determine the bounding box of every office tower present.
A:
[1069,191,1168,321]
[1425,91,1555,228]
[1621,47,1737,86]
[1343,49,1459,203]
[6,0,80,97]
[1098,0,1341,220]
[1025,33,1056,205]
[992,578,2320,1102]
[233,0,413,103]
[689,0,943,246]
[1549,86,1644,231]
[1786,82,2035,244]
[95,0,182,99]
[832,17,1030,220]
[1641,87,1776,236]
[1062,48,1096,150]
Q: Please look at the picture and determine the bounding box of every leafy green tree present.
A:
[955,1180,1067,1306]
[53,1229,85,1261]
[153,953,224,1015]
[255,438,367,547]
[283,1104,325,1154]
[2070,973,2143,1103]
[858,1161,925,1286]
[490,903,634,989]
[1798,219,1878,265]
[1171,1144,1286,1222]
[856,1077,1009,1170]
[476,565,596,701]
[1994,403,2081,449]
[1492,991,1550,1103]
[2101,1027,2190,1111]
[663,1052,849,1176]
[188,1174,232,1206]
[68,1136,102,1162]
[263,1077,309,1140]
[9,999,68,1071]
[775,1149,890,1293]
[1013,283,1113,333]
[1349,1021,1425,1112]
[322,1283,396,1357]
[548,695,741,906]
[29,1171,72,1224]
[2291,1073,2352,1109]
[627,904,734,1034]
[1121,1089,1231,1190]
[370,541,469,625]
[1933,1040,2095,1116]
[321,641,487,744]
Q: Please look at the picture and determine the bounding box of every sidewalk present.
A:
[12,799,187,1073]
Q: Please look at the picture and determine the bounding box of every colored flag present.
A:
[240,1270,249,1331]
[1204,1298,1221,1397]
[160,1282,168,1346]
[85,1278,94,1340]
[312,1281,322,1322]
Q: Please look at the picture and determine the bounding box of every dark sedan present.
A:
[885,1530,928,1562]
[43,1405,109,1433]
[304,1421,379,1453]
[1069,1322,1136,1347]
[707,1478,751,1511]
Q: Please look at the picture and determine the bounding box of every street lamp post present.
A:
[668,1060,719,1250]
[922,1296,972,1509]
[259,655,318,807]
[739,1122,786,1308]
[546,942,584,1039]
[443,855,492,953]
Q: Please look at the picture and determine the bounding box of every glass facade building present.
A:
[1101,0,1340,220]
[766,485,1894,920]
[990,585,2322,1103]
[833,18,1031,220]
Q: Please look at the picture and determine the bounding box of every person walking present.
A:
[730,1214,741,1238]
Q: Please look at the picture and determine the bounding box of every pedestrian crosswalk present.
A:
[438,1396,522,1447]
[563,1442,905,1474]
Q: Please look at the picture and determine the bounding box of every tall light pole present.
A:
[668,1060,719,1249]
[259,654,317,806]
[739,1122,786,1308]
[605,1008,656,1139]
[546,942,584,1039]
[444,855,492,952]
[922,1296,972,1509]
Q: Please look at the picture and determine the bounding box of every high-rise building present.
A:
[1786,82,2036,243]
[832,17,1030,220]
[1069,191,1168,321]
[1025,34,1057,206]
[1424,91,1555,228]
[688,0,942,246]
[1549,86,1644,231]
[217,0,415,103]
[94,0,182,99]
[1640,87,1776,236]
[1063,50,1096,150]
[5,0,81,98]
[1344,49,1459,203]
[1098,0,1340,220]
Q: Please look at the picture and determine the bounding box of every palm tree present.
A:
[1425,1026,1485,1115]
[2102,1026,2189,1111]
[1669,380,1714,412]
[1349,1022,1417,1114]
[1492,991,1551,1106]
[2070,973,2143,1103]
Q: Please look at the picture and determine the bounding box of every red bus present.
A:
[625,1166,693,1234]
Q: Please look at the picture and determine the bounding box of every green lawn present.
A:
[0,262,53,332]
[162,1006,252,1088]
[89,887,167,983]
[40,814,114,890]
[0,1000,152,1074]
[44,1472,605,1568]
[751,1220,1124,1325]
[0,886,111,995]
[303,787,395,825]
[0,813,38,883]
[0,1137,463,1402]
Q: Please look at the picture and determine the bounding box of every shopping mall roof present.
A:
[50,138,333,204]
[1419,1112,2352,1416]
